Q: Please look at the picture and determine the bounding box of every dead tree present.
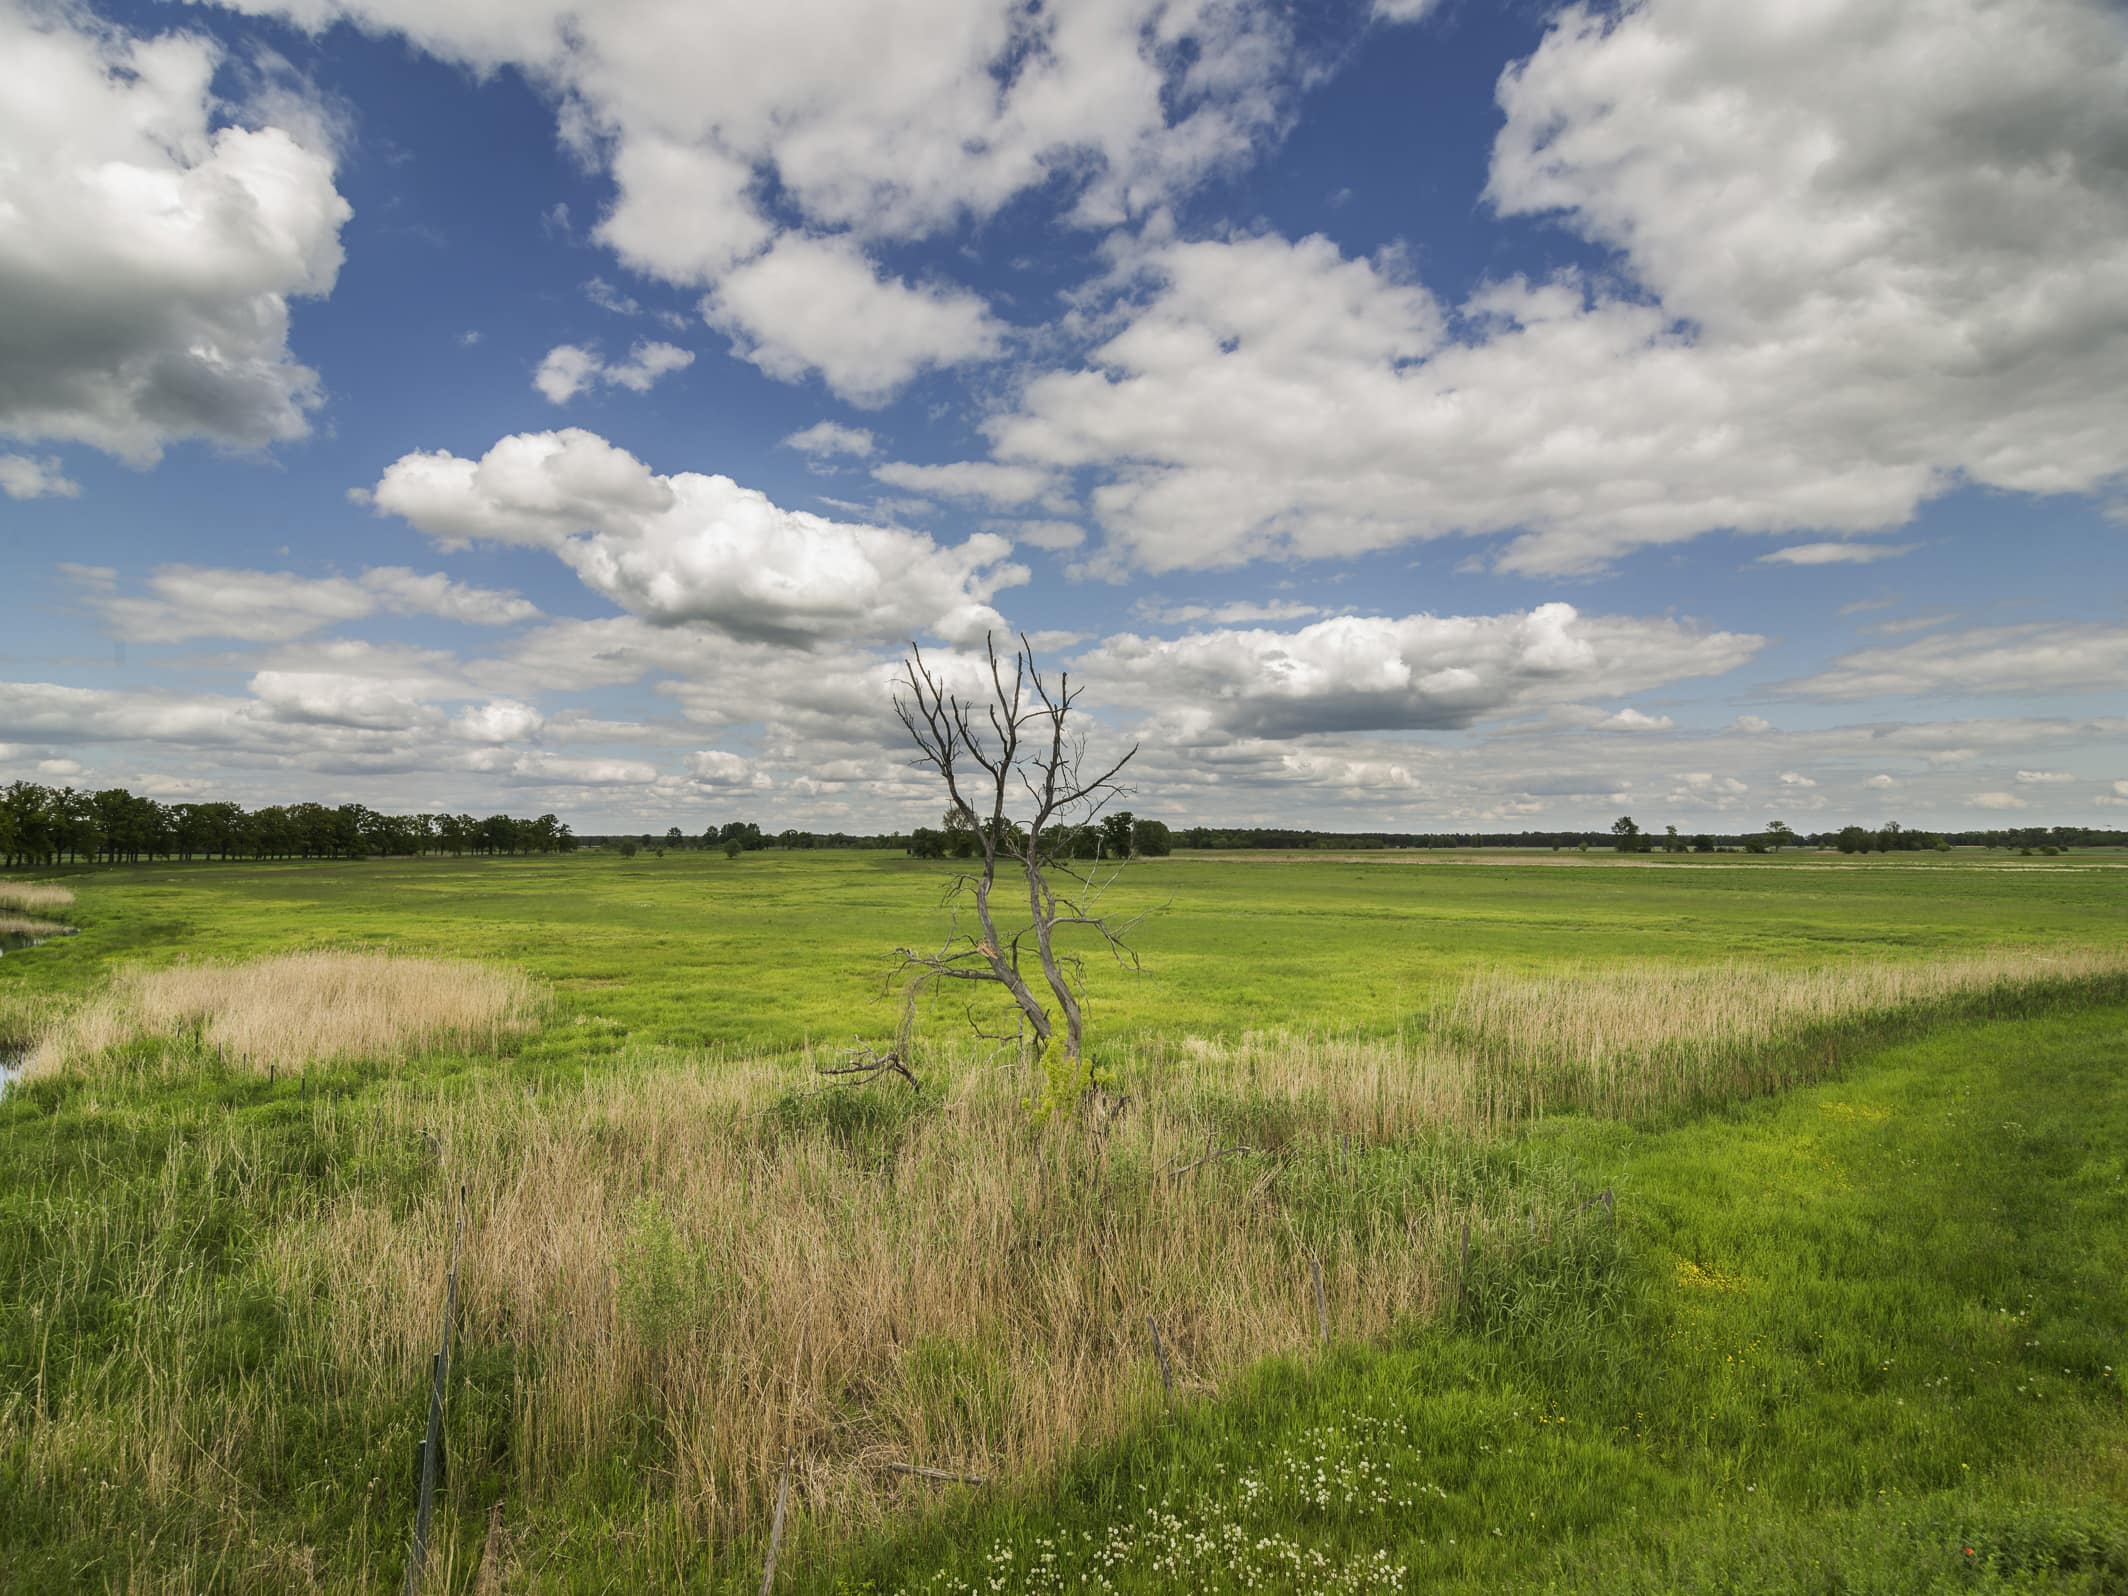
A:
[894,633,1142,1097]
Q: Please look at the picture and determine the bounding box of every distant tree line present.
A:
[582,821,910,856]
[1176,821,2127,853]
[1609,817,2125,855]
[1180,827,1600,850]
[1,780,573,866]
[9,776,2120,871]
[903,808,1171,860]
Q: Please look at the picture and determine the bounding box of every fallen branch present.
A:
[881,1461,989,1485]
[816,1040,920,1092]
[1161,1144,1252,1177]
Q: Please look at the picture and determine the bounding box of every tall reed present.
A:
[24,950,542,1076]
[1437,948,2128,1121]
[0,879,73,915]
[0,914,71,940]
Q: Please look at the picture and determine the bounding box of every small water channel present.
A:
[0,924,70,1096]
[0,927,73,955]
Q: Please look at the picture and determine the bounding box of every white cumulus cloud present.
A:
[704,236,1003,406]
[1082,603,1761,740]
[0,2,350,465]
[1758,543,1919,567]
[1595,708,1675,733]
[684,749,771,790]
[782,422,877,460]
[202,0,1304,405]
[454,700,545,744]
[0,454,81,500]
[369,428,1029,648]
[872,459,1057,509]
[534,340,693,404]
[70,564,538,643]
[984,0,2128,576]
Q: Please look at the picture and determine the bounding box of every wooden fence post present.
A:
[1455,1216,1471,1316]
[402,1186,468,1595]
[759,1451,793,1596]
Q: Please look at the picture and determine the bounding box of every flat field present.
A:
[5,847,2124,1052]
[2,849,2126,1592]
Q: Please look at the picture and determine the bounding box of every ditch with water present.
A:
[0,923,69,1096]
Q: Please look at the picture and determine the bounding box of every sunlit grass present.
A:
[852,999,2128,1594]
[5,854,2128,1590]
[9,849,2127,1054]
[24,950,543,1078]
[0,913,71,941]
[0,879,74,916]
[8,937,2128,1589]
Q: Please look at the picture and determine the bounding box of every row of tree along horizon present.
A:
[3,780,2122,868]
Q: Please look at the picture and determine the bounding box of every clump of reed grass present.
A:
[248,1048,1539,1572]
[1437,948,2128,1122]
[0,879,73,915]
[25,950,543,1076]
[0,914,72,940]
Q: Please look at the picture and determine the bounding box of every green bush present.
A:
[614,1196,717,1351]
[767,1081,931,1169]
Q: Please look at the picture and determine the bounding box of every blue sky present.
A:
[3,0,2125,831]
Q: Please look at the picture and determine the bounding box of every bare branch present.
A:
[1161,1144,1253,1177]
[880,1461,988,1485]
[818,1040,921,1092]
[891,630,1152,1092]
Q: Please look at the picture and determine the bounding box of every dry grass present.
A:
[11,948,2128,1586]
[1438,948,2128,1121]
[252,1046,1514,1574]
[4,1040,1543,1587]
[0,914,72,940]
[0,878,73,915]
[24,950,543,1076]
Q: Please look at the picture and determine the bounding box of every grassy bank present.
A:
[837,996,2128,1593]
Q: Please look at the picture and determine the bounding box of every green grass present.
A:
[2,850,2125,1591]
[6,848,2124,1056]
[832,998,2128,1594]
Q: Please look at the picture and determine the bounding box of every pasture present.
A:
[4,848,2124,1051]
[2,849,2125,1591]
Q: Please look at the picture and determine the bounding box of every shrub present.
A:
[615,1196,716,1351]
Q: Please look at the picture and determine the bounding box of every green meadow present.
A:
[5,848,2124,1051]
[2,849,2126,1592]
